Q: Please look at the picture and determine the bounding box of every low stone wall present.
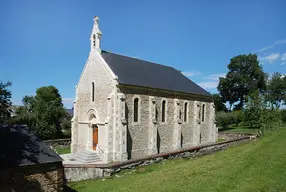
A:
[64,134,257,182]
[218,132,254,140]
[0,162,64,192]
[43,138,71,148]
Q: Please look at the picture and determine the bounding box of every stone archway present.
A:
[88,113,98,151]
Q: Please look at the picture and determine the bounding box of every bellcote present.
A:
[90,16,102,53]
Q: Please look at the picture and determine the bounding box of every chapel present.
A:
[71,16,217,163]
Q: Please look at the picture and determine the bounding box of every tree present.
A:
[265,72,286,109]
[0,81,12,123]
[212,93,227,112]
[243,90,282,134]
[0,81,12,108]
[218,54,266,110]
[17,86,66,139]
[243,91,265,128]
[284,74,286,105]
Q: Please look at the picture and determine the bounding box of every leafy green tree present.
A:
[284,74,286,105]
[243,91,282,134]
[232,110,243,127]
[265,72,286,109]
[218,54,266,110]
[17,86,66,139]
[212,94,227,112]
[0,81,12,123]
[0,81,12,108]
[243,91,264,128]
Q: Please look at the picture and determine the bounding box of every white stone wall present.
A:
[76,53,114,121]
[71,51,116,153]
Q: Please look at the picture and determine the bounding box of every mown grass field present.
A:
[54,146,70,155]
[68,127,286,192]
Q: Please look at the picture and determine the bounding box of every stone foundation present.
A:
[43,138,71,149]
[0,162,64,192]
[64,134,257,182]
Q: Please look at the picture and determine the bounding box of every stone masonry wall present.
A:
[156,97,175,153]
[43,138,71,149]
[121,85,215,159]
[125,94,150,159]
[181,100,195,148]
[0,162,63,192]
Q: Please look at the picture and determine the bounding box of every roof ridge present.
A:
[102,50,176,70]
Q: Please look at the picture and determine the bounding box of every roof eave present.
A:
[118,83,214,100]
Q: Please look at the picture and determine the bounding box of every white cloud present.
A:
[182,71,201,77]
[259,53,280,63]
[62,98,74,108]
[198,81,218,89]
[253,38,286,53]
[62,97,74,102]
[204,73,226,81]
[11,99,23,106]
[280,52,286,65]
[254,45,275,53]
[197,73,226,90]
[281,52,286,61]
[274,39,286,45]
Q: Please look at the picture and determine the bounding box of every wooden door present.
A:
[92,125,98,150]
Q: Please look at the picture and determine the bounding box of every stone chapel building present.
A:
[71,16,217,163]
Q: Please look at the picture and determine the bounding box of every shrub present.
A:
[259,109,282,134]
[62,129,71,138]
[281,109,286,123]
[215,112,234,129]
[232,110,243,127]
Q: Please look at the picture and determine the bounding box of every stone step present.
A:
[69,151,101,163]
[73,152,99,159]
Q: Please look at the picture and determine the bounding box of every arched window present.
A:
[162,100,166,122]
[134,98,139,122]
[184,102,188,122]
[198,105,201,120]
[93,34,96,47]
[92,82,95,102]
[202,104,205,122]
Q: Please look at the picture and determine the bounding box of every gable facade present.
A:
[71,16,217,163]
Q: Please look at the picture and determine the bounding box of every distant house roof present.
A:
[0,125,62,169]
[66,108,74,117]
[101,51,211,97]
[7,105,21,117]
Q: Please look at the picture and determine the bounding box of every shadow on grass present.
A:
[63,185,78,192]
[218,127,236,132]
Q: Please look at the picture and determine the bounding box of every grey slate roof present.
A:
[0,124,62,169]
[101,51,211,97]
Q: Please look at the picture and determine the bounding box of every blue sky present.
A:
[0,0,285,109]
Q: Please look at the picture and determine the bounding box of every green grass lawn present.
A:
[68,127,286,192]
[54,146,70,155]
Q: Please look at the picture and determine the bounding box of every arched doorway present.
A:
[92,124,98,150]
[89,112,99,151]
